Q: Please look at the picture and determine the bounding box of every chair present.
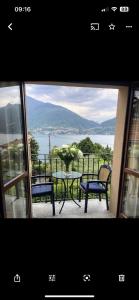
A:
[79,164,112,213]
[31,175,55,216]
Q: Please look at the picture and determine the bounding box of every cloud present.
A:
[0,84,118,122]
[0,85,21,107]
[0,83,119,122]
[25,84,119,122]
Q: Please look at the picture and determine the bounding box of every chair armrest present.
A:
[82,173,98,177]
[32,182,53,187]
[32,175,52,182]
[32,175,51,179]
[80,173,98,183]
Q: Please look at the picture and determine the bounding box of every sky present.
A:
[0,86,21,107]
[0,84,119,123]
[26,84,118,123]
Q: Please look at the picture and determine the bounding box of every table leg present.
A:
[59,179,67,214]
[69,179,81,208]
[59,178,81,213]
[59,199,66,214]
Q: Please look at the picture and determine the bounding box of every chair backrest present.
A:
[98,164,112,183]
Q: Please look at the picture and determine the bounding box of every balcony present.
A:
[32,199,114,218]
[31,153,114,218]
[0,82,138,219]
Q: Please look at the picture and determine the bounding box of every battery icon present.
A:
[120,6,130,12]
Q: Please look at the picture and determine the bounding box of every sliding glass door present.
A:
[0,82,32,218]
[119,89,139,217]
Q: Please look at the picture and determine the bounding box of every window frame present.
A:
[0,82,32,218]
[117,86,139,217]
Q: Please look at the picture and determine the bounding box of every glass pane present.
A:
[122,174,139,217]
[0,85,25,183]
[5,180,27,218]
[127,92,139,171]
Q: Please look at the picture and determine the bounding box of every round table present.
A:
[52,171,82,213]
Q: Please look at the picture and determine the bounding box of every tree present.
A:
[30,136,39,161]
[78,137,94,154]
[76,138,113,160]
[71,142,78,147]
[92,142,104,156]
[101,145,113,161]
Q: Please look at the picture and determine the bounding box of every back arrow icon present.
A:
[8,23,12,30]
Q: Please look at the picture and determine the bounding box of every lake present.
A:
[33,133,115,155]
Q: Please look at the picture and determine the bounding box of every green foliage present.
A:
[71,142,78,147]
[78,137,94,154]
[31,138,113,203]
[30,136,39,161]
[92,142,103,155]
[101,145,113,161]
[76,137,113,159]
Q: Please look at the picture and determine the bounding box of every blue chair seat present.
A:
[79,164,112,213]
[80,181,106,193]
[32,184,53,197]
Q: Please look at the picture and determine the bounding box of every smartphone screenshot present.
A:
[0,0,139,299]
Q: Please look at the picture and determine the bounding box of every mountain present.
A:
[26,96,99,130]
[0,96,116,134]
[0,103,22,133]
[101,118,116,127]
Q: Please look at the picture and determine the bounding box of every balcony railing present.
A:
[31,153,113,202]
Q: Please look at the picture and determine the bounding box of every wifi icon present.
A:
[111,7,117,12]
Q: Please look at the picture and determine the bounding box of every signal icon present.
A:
[101,7,109,12]
[111,7,117,12]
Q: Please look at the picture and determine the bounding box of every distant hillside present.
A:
[0,103,22,133]
[0,97,116,135]
[101,118,116,127]
[26,96,99,130]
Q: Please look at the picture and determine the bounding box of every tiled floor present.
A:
[32,199,115,218]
